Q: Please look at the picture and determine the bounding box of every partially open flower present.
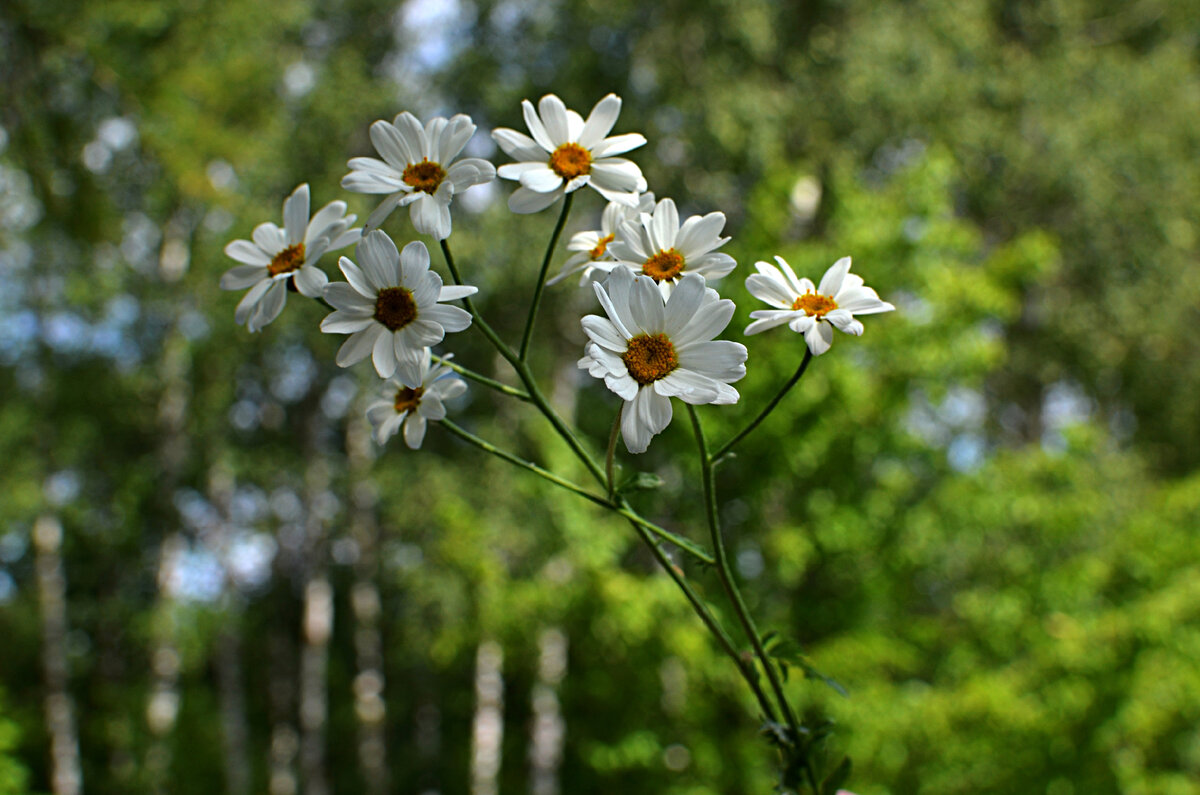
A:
[744,256,894,355]
[492,93,647,214]
[366,350,467,449]
[221,184,360,332]
[547,193,656,287]
[607,197,736,299]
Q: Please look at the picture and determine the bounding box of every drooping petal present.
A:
[364,193,404,232]
[234,278,274,325]
[410,194,452,240]
[293,265,328,298]
[249,280,289,332]
[221,265,267,290]
[508,186,563,214]
[336,325,383,367]
[825,309,864,336]
[804,321,834,355]
[402,413,428,449]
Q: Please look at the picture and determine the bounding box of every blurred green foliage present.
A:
[2,0,1198,793]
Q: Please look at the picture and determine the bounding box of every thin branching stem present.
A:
[688,404,800,738]
[712,350,813,464]
[519,192,574,362]
[430,354,529,402]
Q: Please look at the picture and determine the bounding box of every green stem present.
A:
[688,404,800,738]
[712,350,813,464]
[605,406,621,500]
[622,515,782,725]
[430,354,530,402]
[439,418,713,565]
[519,191,574,362]
[439,239,519,363]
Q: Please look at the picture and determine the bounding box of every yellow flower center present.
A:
[793,292,838,318]
[268,243,305,277]
[549,143,592,180]
[403,159,447,194]
[374,287,418,331]
[394,385,424,414]
[622,333,679,386]
[590,234,615,261]
[642,248,685,282]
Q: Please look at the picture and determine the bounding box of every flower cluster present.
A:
[219,91,894,452]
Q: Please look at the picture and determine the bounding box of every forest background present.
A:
[2,0,1199,793]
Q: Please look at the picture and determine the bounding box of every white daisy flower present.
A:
[579,267,747,454]
[744,256,895,355]
[546,192,656,287]
[366,350,467,449]
[341,112,496,239]
[492,93,648,214]
[221,184,360,332]
[607,197,736,299]
[319,231,477,386]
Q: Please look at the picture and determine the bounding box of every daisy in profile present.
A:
[366,349,467,449]
[221,184,360,332]
[607,197,736,298]
[341,112,495,239]
[547,192,655,287]
[492,93,647,214]
[319,231,476,386]
[744,256,894,355]
[579,267,747,454]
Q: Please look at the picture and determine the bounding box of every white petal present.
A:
[234,279,273,326]
[422,303,472,333]
[804,321,834,355]
[522,99,556,152]
[674,212,727,259]
[224,240,271,266]
[283,185,309,246]
[498,161,552,180]
[336,325,383,367]
[589,159,643,195]
[446,158,496,191]
[655,369,721,403]
[221,265,267,290]
[371,117,417,169]
[744,310,797,335]
[746,272,797,309]
[663,273,706,335]
[629,274,665,334]
[252,222,286,254]
[578,93,621,149]
[508,186,563,214]
[306,201,349,246]
[364,193,405,232]
[342,170,406,194]
[439,284,478,301]
[675,296,735,345]
[360,231,402,289]
[293,265,328,297]
[818,256,852,297]
[393,341,426,387]
[590,133,647,158]
[437,114,476,163]
[403,413,428,449]
[334,258,375,300]
[372,328,397,378]
[537,94,570,144]
[249,280,288,332]
[518,166,565,193]
[399,240,431,287]
[676,340,747,382]
[491,128,545,162]
[826,309,864,335]
[410,194,452,240]
[649,199,680,252]
[581,315,629,352]
[320,310,375,334]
